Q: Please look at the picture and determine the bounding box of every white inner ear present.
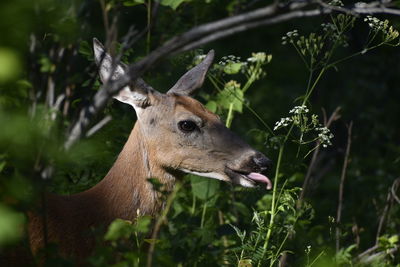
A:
[94,44,148,113]
[113,86,147,114]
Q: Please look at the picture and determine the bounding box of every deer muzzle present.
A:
[225,152,272,189]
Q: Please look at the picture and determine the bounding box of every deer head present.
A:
[93,39,272,189]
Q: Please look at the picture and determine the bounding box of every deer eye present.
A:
[178,120,198,133]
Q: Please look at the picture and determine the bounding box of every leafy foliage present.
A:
[1,0,400,266]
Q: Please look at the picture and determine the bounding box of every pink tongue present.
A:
[247,172,272,190]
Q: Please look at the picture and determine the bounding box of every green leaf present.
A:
[0,204,25,245]
[216,81,244,113]
[78,41,92,58]
[223,62,243,74]
[123,0,145,7]
[190,175,219,200]
[104,218,133,241]
[0,48,21,83]
[144,238,161,244]
[205,100,217,113]
[0,161,5,173]
[135,216,151,233]
[39,56,55,73]
[388,234,399,245]
[233,201,250,216]
[160,0,188,10]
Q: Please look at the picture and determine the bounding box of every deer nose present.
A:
[252,152,272,171]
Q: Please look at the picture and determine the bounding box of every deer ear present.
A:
[93,38,152,110]
[167,50,214,96]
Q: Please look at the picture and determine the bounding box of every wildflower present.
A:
[321,23,337,32]
[289,105,309,114]
[282,30,299,45]
[316,126,334,147]
[274,117,292,131]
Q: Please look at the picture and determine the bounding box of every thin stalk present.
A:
[303,68,325,105]
[327,43,383,68]
[200,202,207,228]
[291,42,310,70]
[335,122,353,253]
[309,251,325,267]
[258,144,284,267]
[191,193,196,215]
[226,103,234,128]
[242,61,260,93]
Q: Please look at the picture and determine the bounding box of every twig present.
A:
[358,246,399,263]
[335,121,353,253]
[65,1,400,149]
[86,115,112,138]
[375,177,400,244]
[298,107,341,204]
[391,178,400,204]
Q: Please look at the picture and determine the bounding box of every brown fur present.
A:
[28,120,179,261]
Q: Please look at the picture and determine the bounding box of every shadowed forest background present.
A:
[0,0,399,266]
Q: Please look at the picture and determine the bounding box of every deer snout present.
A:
[252,152,272,172]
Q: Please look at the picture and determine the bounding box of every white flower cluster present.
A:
[316,126,334,147]
[218,55,242,66]
[273,117,292,131]
[364,16,386,30]
[281,30,299,45]
[273,105,334,149]
[289,105,309,114]
[321,22,337,33]
[364,16,399,42]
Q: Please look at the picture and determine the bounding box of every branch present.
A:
[336,121,353,253]
[65,0,400,148]
[374,178,399,244]
[86,115,112,138]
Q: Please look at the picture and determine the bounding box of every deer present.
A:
[27,39,272,262]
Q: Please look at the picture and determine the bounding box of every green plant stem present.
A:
[258,144,284,267]
[209,74,273,134]
[242,61,260,93]
[303,68,325,105]
[226,103,234,128]
[191,194,196,215]
[200,202,207,228]
[308,251,325,267]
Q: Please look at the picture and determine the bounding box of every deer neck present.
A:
[82,122,177,222]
